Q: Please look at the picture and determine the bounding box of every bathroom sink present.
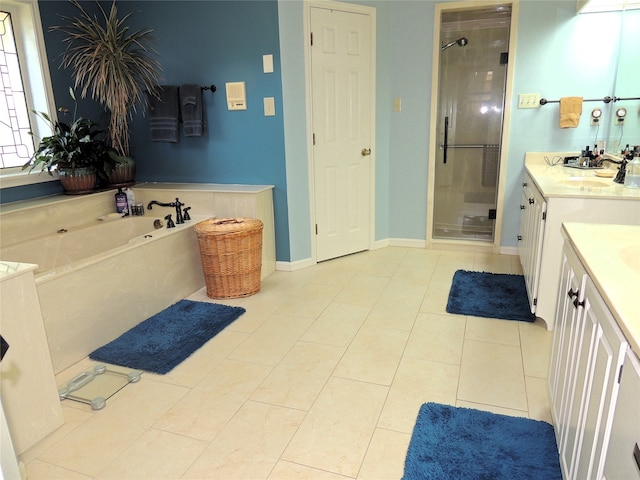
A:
[560,178,611,188]
[620,245,640,274]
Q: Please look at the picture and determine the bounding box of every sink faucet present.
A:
[147,198,185,224]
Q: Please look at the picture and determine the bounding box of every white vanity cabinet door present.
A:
[571,277,627,480]
[604,349,640,480]
[550,246,587,478]
[518,173,546,313]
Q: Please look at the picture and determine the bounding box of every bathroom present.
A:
[1,0,639,477]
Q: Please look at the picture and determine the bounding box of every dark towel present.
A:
[180,84,203,137]
[149,86,179,142]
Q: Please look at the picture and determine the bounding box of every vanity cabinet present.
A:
[518,161,640,330]
[604,348,640,479]
[518,173,546,312]
[550,237,628,480]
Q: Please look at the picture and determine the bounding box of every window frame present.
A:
[1,0,58,188]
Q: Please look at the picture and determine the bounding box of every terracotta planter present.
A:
[107,159,135,188]
[58,167,97,195]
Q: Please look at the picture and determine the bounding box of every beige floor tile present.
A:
[465,316,521,347]
[301,302,371,347]
[182,401,306,480]
[473,252,513,274]
[334,274,390,306]
[268,461,352,480]
[333,326,409,386]
[95,428,207,479]
[39,377,188,477]
[24,460,92,480]
[400,248,440,270]
[378,356,459,433]
[211,291,292,334]
[282,377,388,478]
[455,400,528,418]
[20,405,92,464]
[404,313,465,365]
[228,313,316,366]
[386,266,432,296]
[251,341,345,411]
[153,359,271,441]
[519,318,553,378]
[22,248,556,480]
[458,339,528,411]
[357,428,411,480]
[364,289,422,331]
[357,247,408,277]
[526,375,553,423]
[419,279,452,314]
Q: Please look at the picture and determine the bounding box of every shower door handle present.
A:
[443,116,449,164]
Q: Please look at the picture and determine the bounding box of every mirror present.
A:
[606,8,640,155]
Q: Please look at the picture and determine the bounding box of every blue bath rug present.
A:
[89,300,245,374]
[446,270,535,322]
[403,403,561,480]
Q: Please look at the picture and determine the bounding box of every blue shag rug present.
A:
[89,300,245,374]
[403,403,561,480]
[446,270,535,322]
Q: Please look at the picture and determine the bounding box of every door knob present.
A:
[361,148,371,156]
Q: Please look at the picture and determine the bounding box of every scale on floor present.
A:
[58,364,142,410]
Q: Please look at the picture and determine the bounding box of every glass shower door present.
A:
[433,5,511,242]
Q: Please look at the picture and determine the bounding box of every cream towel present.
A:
[559,96,583,128]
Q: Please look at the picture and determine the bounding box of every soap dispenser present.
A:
[624,154,640,189]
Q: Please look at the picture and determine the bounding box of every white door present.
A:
[309,5,374,262]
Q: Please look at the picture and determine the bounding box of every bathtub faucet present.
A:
[147,198,184,225]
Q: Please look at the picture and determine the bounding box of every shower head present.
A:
[440,37,468,51]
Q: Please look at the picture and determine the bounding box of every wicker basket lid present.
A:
[194,217,263,235]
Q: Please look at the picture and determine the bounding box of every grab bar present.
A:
[443,116,449,164]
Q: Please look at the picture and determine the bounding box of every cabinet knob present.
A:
[522,182,528,187]
[567,288,578,299]
[520,205,525,210]
[528,198,535,205]
[517,235,522,241]
[573,297,586,309]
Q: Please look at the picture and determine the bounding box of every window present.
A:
[0,0,56,188]
[1,10,34,169]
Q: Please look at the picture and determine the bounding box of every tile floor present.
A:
[22,247,554,479]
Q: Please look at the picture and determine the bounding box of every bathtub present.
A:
[0,214,207,373]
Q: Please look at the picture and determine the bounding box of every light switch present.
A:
[263,97,275,116]
[263,54,274,74]
[518,93,541,109]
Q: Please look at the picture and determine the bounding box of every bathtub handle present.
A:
[164,214,175,228]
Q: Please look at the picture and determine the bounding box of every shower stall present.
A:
[431,4,513,243]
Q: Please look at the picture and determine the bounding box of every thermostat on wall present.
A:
[226,81,247,110]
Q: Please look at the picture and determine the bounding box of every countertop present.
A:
[562,222,640,353]
[135,183,274,194]
[525,152,640,200]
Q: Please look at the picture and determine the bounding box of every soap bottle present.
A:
[624,154,640,189]
[115,188,128,214]
[125,188,135,213]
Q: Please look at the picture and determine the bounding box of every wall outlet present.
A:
[518,93,541,109]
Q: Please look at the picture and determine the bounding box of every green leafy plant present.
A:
[23,88,119,182]
[53,0,162,157]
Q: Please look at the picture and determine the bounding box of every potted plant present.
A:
[53,0,162,185]
[23,88,120,194]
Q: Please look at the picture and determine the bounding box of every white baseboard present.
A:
[276,257,315,272]
[499,246,518,256]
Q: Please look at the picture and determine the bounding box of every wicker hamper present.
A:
[194,217,263,299]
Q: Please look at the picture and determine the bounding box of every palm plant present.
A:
[53,0,162,157]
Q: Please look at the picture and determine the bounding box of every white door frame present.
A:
[303,0,377,263]
[426,0,519,253]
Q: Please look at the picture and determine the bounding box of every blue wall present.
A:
[5,1,637,263]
